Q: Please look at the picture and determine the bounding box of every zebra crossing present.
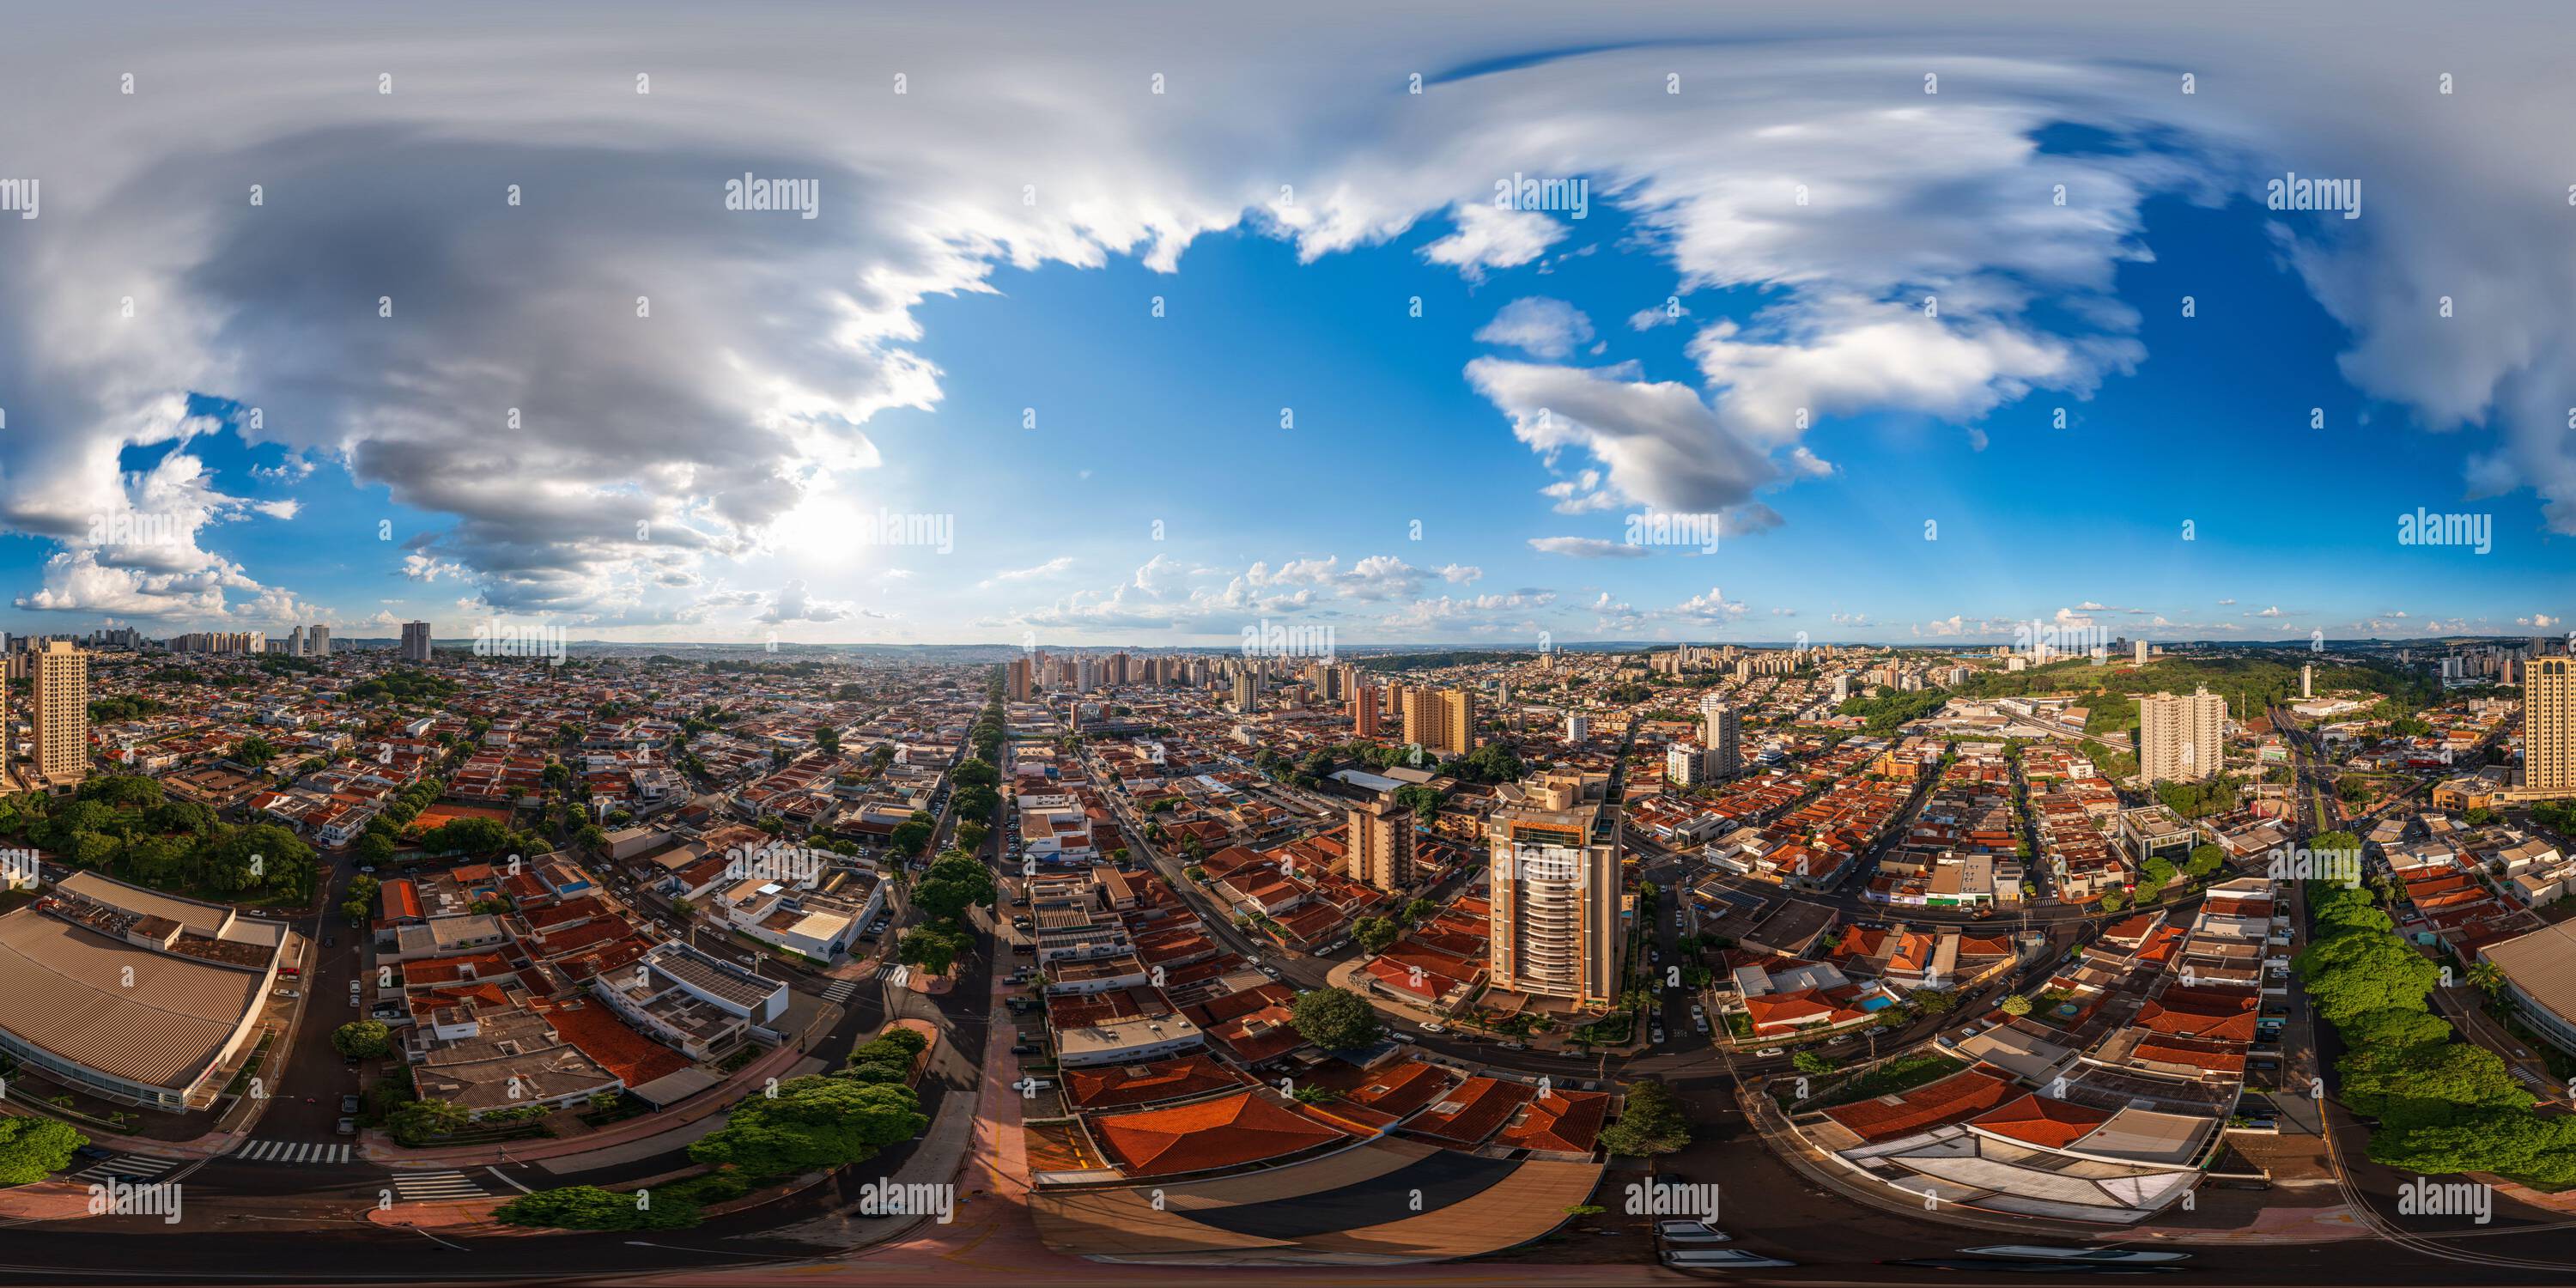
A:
[74,1153,181,1183]
[872,962,911,983]
[235,1139,354,1165]
[391,1170,489,1202]
[820,976,860,1002]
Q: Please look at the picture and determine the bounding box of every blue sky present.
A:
[1,4,2568,647]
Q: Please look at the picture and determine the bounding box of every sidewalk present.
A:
[364,1042,815,1168]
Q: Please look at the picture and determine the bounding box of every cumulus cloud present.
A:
[1475,298,1596,360]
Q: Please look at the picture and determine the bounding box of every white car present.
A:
[1662,1249,1792,1269]
[1960,1246,2191,1264]
[1754,1046,1784,1057]
[1419,1021,1447,1034]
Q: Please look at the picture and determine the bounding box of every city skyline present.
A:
[2,4,2573,650]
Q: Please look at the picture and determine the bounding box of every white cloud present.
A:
[1420,204,1566,280]
[1475,298,1596,360]
[981,556,1075,587]
[1528,536,1649,559]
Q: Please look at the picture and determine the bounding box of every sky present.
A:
[0,2,2571,649]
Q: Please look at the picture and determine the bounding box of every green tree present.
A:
[1289,987,1382,1052]
[686,1077,927,1180]
[332,1020,394,1059]
[911,852,998,922]
[2184,843,2226,879]
[1998,993,2032,1017]
[494,1183,701,1230]
[896,923,973,975]
[2294,932,2441,1027]
[1600,1078,1692,1157]
[1791,1051,1838,1076]
[0,1116,86,1185]
[1352,916,1401,954]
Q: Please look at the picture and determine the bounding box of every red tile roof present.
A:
[1820,1066,2016,1144]
[1968,1092,2111,1150]
[1091,1091,1347,1177]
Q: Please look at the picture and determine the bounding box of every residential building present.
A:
[1350,683,1382,738]
[2139,686,2227,784]
[1701,696,1741,778]
[400,620,434,662]
[1485,770,1624,1009]
[1401,687,1477,757]
[2525,657,2573,796]
[1346,795,1414,892]
[28,640,89,789]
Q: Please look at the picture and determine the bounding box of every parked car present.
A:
[1662,1249,1792,1269]
[1419,1021,1446,1034]
[1755,1047,1785,1057]
[1656,1220,1732,1244]
[1650,1026,1667,1044]
[1500,1040,1528,1050]
[1388,1032,1419,1045]
[1010,1043,1038,1056]
[341,1094,361,1115]
[335,1117,358,1135]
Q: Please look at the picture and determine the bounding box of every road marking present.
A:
[821,978,860,1002]
[485,1165,533,1194]
[392,1170,489,1200]
[238,1139,354,1164]
[74,1154,180,1182]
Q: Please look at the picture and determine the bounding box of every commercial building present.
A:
[1485,771,1624,1010]
[1346,794,1415,892]
[400,620,434,662]
[0,873,285,1109]
[2524,657,2573,796]
[1401,687,1476,756]
[2138,686,2227,784]
[28,640,90,789]
[2483,922,2576,1054]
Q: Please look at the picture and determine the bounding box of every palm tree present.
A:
[2465,961,2506,1002]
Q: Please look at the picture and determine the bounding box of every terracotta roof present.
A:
[1091,1091,1346,1177]
[1495,1089,1610,1154]
[1061,1055,1247,1110]
[1968,1092,2111,1150]
[1820,1065,2017,1144]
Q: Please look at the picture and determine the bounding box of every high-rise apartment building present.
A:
[400,620,434,662]
[1565,714,1589,743]
[1233,671,1260,714]
[1401,687,1476,757]
[1486,770,1623,1009]
[2525,657,2574,796]
[2138,686,2227,784]
[285,625,306,658]
[2135,639,2149,665]
[1700,696,1741,779]
[306,624,331,658]
[2301,663,2313,699]
[1346,795,1415,892]
[1666,742,1710,787]
[28,641,90,789]
[1350,683,1382,738]
[1005,657,1033,701]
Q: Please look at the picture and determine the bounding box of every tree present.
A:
[333,1020,394,1059]
[2295,932,2442,1027]
[2096,888,2129,914]
[896,923,972,975]
[495,1183,700,1230]
[2185,843,2226,879]
[1353,915,1401,954]
[1905,987,1957,1015]
[687,1077,927,1181]
[2338,1039,2531,1121]
[1289,987,1382,1052]
[1392,785,1443,825]
[352,831,398,868]
[2465,961,2506,1002]
[1401,896,1440,924]
[1600,1078,1691,1157]
[386,1098,469,1146]
[234,736,279,765]
[0,1116,86,1185]
[1791,1051,1838,1076]
[813,726,841,756]
[889,817,936,858]
[911,853,997,922]
[1998,993,2032,1017]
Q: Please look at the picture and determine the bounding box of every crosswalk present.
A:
[74,1153,181,1183]
[872,963,910,982]
[820,977,860,1002]
[236,1139,355,1164]
[391,1170,490,1201]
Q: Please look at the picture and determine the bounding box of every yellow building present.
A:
[1400,687,1477,758]
[2525,657,2573,796]
[28,641,91,789]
